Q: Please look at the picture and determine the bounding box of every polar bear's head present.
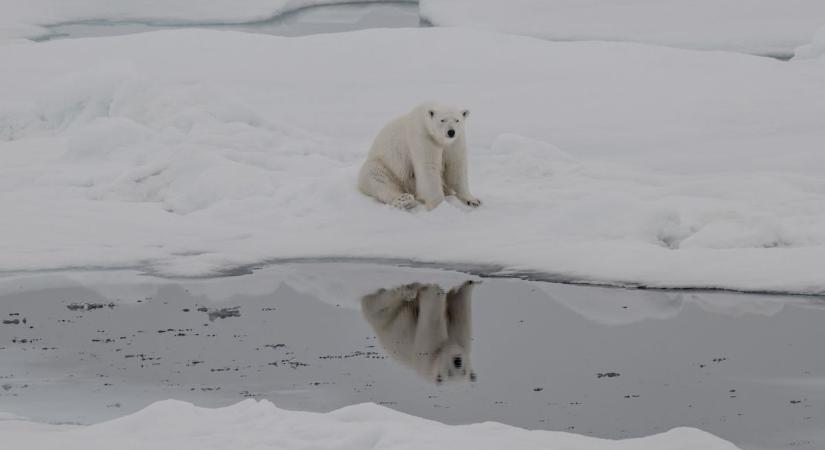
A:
[425,105,470,146]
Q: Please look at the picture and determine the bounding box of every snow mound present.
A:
[794,24,825,59]
[420,0,825,57]
[0,63,339,215]
[0,399,740,450]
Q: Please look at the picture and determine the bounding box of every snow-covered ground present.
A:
[2,28,825,293]
[0,399,739,450]
[420,0,825,58]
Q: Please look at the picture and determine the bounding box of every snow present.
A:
[3,4,822,446]
[794,24,825,59]
[0,398,739,450]
[0,0,398,41]
[1,28,825,293]
[419,0,825,58]
[4,0,823,56]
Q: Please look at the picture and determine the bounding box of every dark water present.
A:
[1,263,823,449]
[35,2,420,42]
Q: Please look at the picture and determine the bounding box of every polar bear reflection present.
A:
[361,281,476,384]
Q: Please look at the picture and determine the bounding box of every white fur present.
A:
[358,102,481,210]
[361,281,476,384]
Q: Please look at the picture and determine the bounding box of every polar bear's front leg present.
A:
[412,151,445,211]
[444,153,481,208]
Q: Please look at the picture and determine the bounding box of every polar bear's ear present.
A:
[461,109,470,118]
[428,110,435,118]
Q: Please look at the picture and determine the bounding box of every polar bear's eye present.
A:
[440,119,446,123]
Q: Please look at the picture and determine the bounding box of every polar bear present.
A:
[358,102,481,211]
[361,281,477,384]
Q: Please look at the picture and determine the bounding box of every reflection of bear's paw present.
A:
[391,193,419,210]
[397,284,419,301]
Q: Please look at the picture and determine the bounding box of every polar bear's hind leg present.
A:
[359,160,419,210]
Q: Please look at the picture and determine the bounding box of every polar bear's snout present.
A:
[453,355,463,368]
[447,129,456,138]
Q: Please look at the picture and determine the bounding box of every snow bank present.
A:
[794,24,825,59]
[0,0,395,40]
[1,28,825,293]
[420,0,825,57]
[0,399,739,450]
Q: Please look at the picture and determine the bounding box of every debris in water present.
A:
[66,302,115,311]
[207,306,241,321]
[596,372,621,379]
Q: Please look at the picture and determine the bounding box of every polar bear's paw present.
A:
[460,196,482,208]
[391,193,419,210]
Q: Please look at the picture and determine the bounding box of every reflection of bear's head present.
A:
[361,281,476,385]
[424,105,470,147]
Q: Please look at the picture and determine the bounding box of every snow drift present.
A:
[0,399,740,450]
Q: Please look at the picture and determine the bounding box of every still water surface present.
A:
[1,263,823,450]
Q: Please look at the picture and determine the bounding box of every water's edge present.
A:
[3,256,822,300]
